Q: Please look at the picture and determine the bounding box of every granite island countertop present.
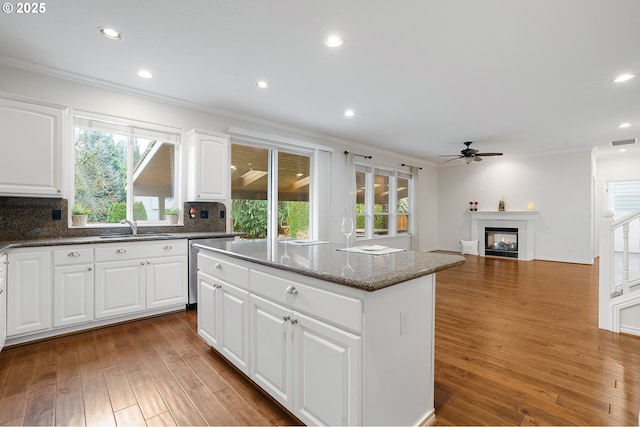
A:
[0,231,242,256]
[194,239,465,291]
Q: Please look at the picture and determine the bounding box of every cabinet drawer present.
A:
[250,270,362,333]
[95,240,187,262]
[197,252,249,289]
[53,247,94,265]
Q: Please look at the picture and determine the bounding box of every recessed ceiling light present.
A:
[324,35,343,48]
[619,122,632,128]
[619,148,628,152]
[256,80,269,89]
[98,27,123,41]
[137,69,153,79]
[614,73,635,83]
[344,109,355,117]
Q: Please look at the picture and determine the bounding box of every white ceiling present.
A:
[1,0,639,162]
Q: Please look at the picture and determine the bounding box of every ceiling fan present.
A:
[440,141,503,164]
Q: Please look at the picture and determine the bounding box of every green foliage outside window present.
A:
[106,201,148,223]
[232,200,309,239]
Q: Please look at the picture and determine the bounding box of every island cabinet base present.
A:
[196,248,436,426]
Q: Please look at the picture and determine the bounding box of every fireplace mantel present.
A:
[470,211,538,260]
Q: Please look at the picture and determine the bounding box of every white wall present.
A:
[0,64,438,250]
[437,149,594,264]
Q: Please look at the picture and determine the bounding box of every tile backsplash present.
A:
[0,197,227,241]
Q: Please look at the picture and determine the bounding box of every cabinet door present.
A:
[0,97,64,197]
[146,255,187,310]
[6,251,52,336]
[197,271,219,348]
[249,294,293,409]
[189,131,229,201]
[0,256,6,351]
[293,312,362,427]
[218,280,250,374]
[53,264,94,327]
[95,260,145,319]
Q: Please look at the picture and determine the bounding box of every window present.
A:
[73,114,180,226]
[354,165,413,239]
[609,181,640,218]
[231,143,312,240]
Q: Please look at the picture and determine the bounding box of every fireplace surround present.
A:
[470,211,537,261]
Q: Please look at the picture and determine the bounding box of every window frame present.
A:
[354,163,414,240]
[230,140,316,241]
[72,112,182,228]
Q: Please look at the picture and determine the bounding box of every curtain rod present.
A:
[344,150,372,159]
[401,163,423,170]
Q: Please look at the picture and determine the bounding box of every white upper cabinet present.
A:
[187,129,230,201]
[0,95,67,197]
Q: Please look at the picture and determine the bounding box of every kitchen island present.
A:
[194,239,464,426]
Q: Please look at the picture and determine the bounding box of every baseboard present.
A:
[418,409,436,426]
[620,325,640,337]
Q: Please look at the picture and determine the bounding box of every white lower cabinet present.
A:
[5,239,188,346]
[53,246,94,327]
[95,260,146,319]
[250,294,362,426]
[197,271,250,374]
[6,249,52,336]
[53,264,94,327]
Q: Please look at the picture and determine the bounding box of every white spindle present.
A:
[623,222,630,295]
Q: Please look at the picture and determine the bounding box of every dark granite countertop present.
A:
[0,232,242,256]
[194,239,465,291]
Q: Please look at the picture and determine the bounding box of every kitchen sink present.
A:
[98,233,174,239]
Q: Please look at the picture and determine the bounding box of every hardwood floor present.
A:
[434,254,640,426]
[0,311,298,426]
[0,254,639,426]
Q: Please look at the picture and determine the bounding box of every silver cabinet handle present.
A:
[87,267,92,271]
[140,261,146,265]
[116,248,127,254]
[215,263,222,269]
[68,251,80,257]
[286,285,298,295]
[164,245,172,250]
[0,288,3,295]
[290,317,298,325]
[283,315,291,322]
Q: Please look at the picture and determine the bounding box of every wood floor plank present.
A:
[55,376,84,424]
[154,376,207,426]
[145,411,177,427]
[23,389,55,426]
[186,384,238,426]
[127,370,169,421]
[81,373,116,427]
[113,404,146,427]
[102,365,137,412]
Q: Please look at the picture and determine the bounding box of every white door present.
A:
[146,256,187,309]
[249,294,293,409]
[53,264,94,327]
[0,256,6,350]
[197,271,219,347]
[94,260,145,319]
[7,250,52,336]
[218,280,250,374]
[293,312,362,427]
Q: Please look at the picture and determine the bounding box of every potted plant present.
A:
[165,207,181,224]
[71,204,90,226]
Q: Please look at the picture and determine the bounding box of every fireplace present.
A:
[485,227,518,258]
[470,211,537,261]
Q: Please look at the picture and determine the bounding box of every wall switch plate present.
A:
[52,209,62,220]
[200,210,209,219]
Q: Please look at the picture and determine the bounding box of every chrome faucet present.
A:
[120,219,138,235]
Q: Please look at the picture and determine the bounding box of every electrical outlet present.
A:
[400,311,408,336]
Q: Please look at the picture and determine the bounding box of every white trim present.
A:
[610,292,640,333]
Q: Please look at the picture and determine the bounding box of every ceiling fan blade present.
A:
[439,154,461,157]
[475,152,503,157]
[444,156,463,162]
